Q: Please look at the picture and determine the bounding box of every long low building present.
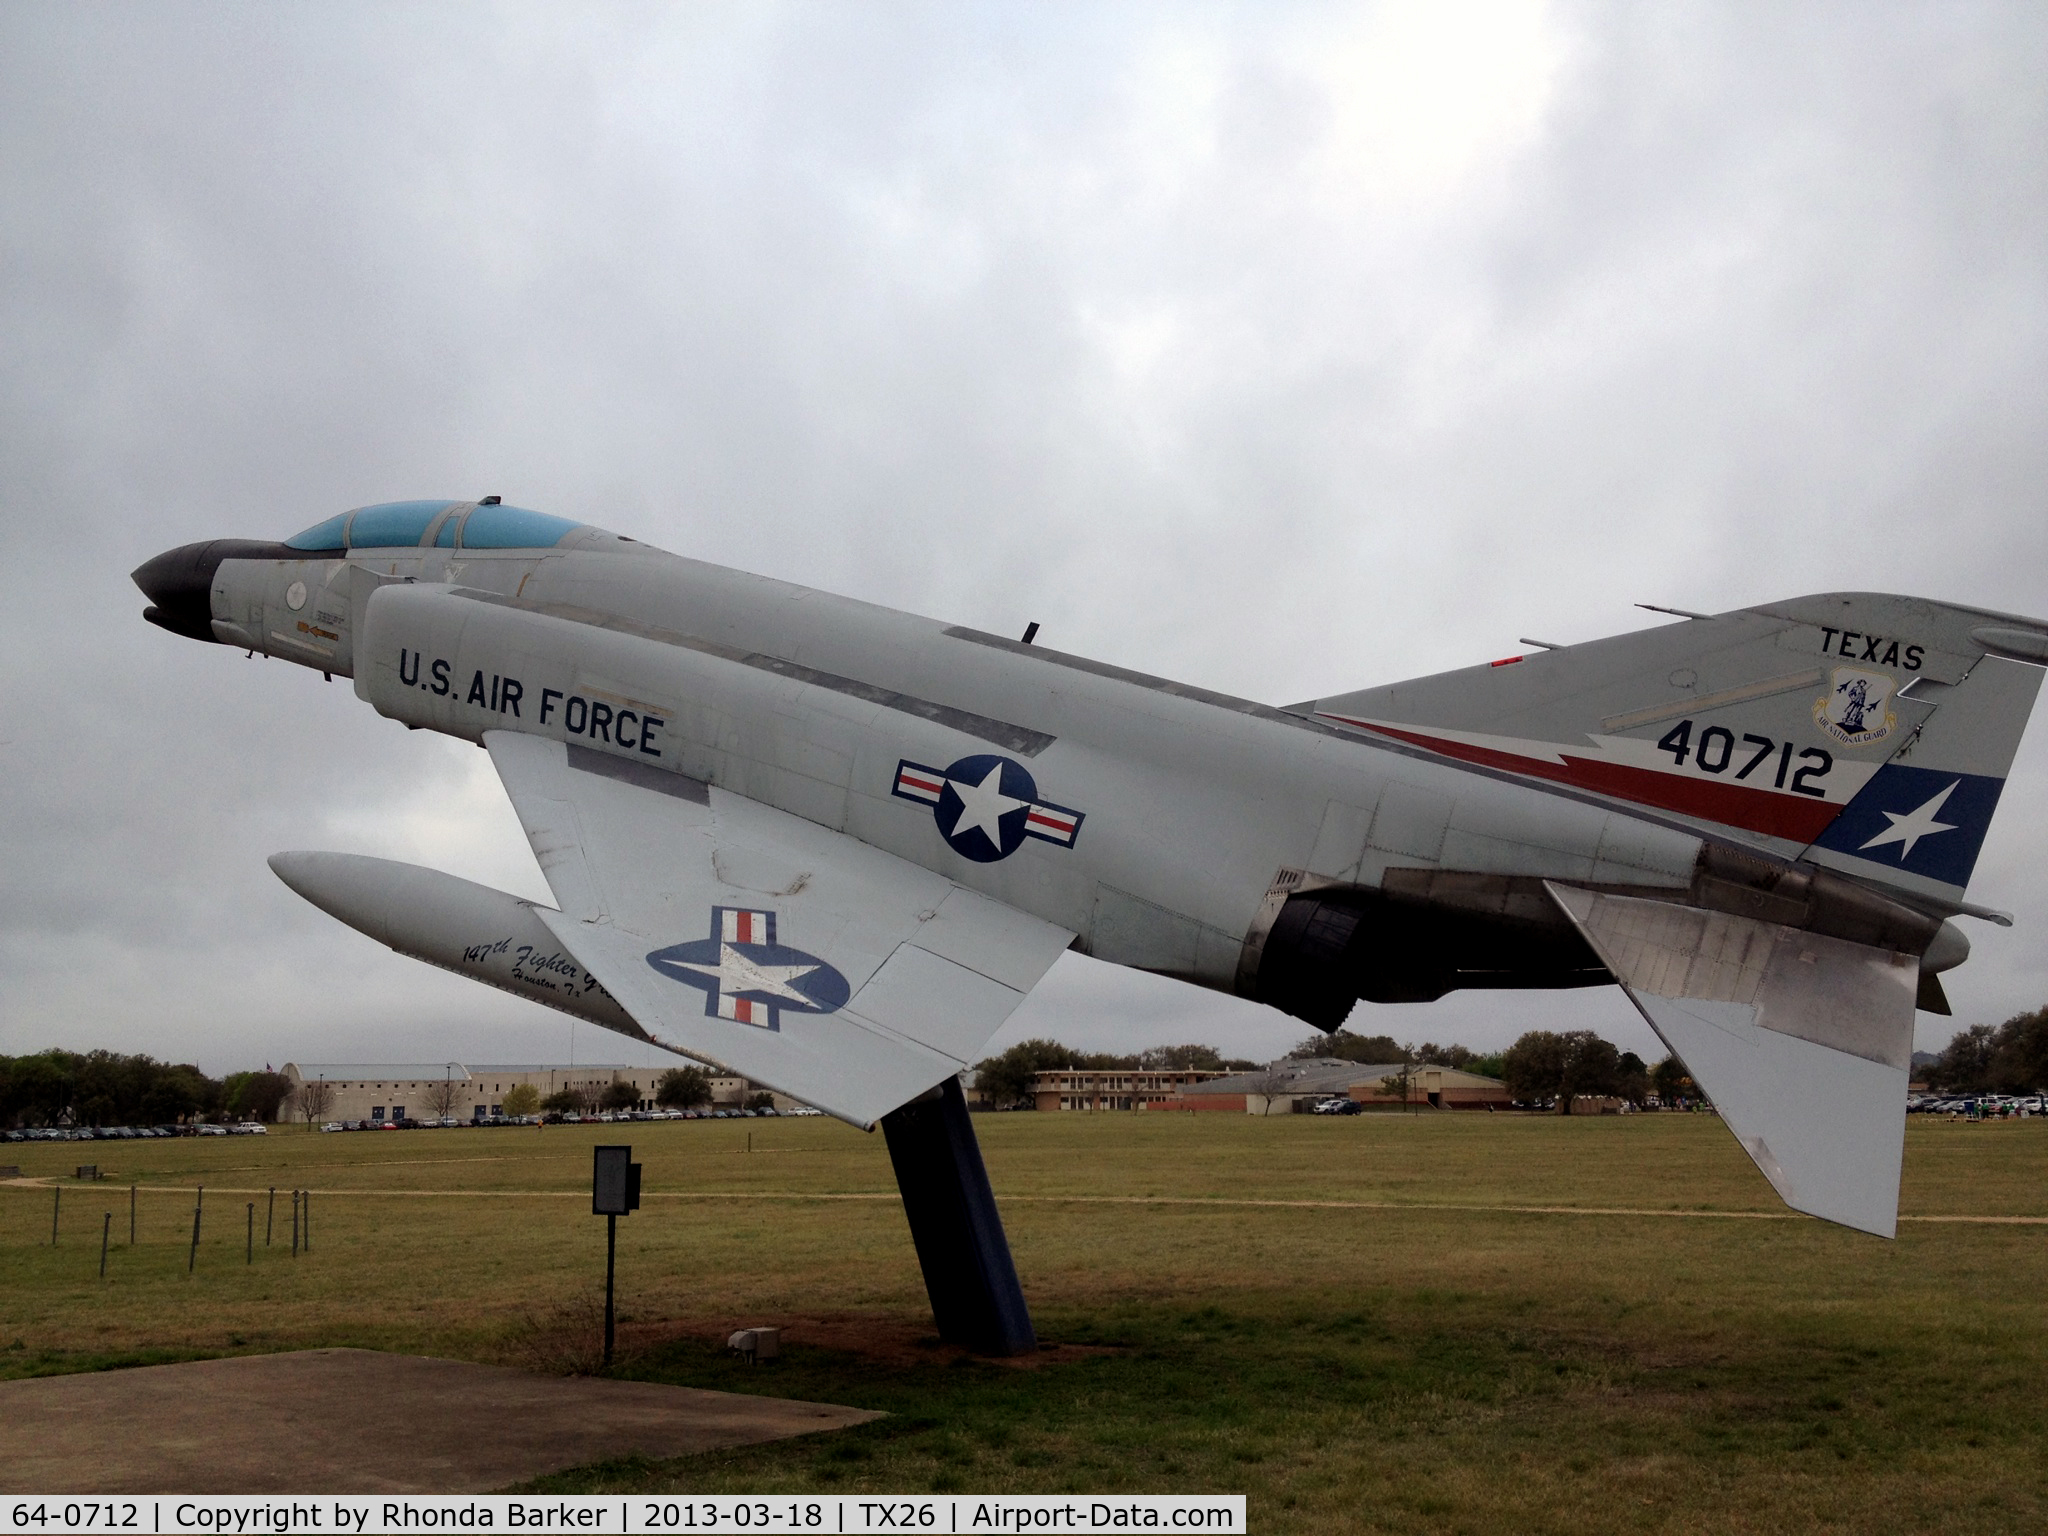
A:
[1027,1067,1234,1112]
[279,1062,749,1122]
[1170,1057,1512,1113]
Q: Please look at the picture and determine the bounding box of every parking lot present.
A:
[1909,1092,2047,1117]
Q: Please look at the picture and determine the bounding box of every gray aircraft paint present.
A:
[151,505,2048,1232]
[215,541,1705,988]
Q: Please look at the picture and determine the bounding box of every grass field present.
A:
[7,1110,2048,1531]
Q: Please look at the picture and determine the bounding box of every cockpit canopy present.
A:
[284,500,588,553]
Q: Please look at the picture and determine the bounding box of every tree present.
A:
[1413,1042,1475,1069]
[656,1067,712,1110]
[224,1070,293,1123]
[6,1052,76,1126]
[1990,1008,2048,1093]
[1290,1031,1406,1064]
[1138,1043,1226,1071]
[1616,1052,1650,1107]
[1375,1056,1418,1108]
[500,1084,542,1118]
[292,1080,336,1125]
[1926,1009,2048,1094]
[144,1063,215,1124]
[974,1039,1082,1109]
[1651,1056,1696,1106]
[599,1081,641,1113]
[1246,1062,1296,1114]
[423,1077,467,1120]
[540,1089,581,1115]
[1502,1030,1622,1114]
[1928,1025,1996,1092]
[746,1091,777,1111]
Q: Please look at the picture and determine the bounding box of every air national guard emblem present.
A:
[644,908,851,1030]
[1814,666,1898,747]
[892,754,1085,863]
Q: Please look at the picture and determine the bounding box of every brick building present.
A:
[1028,1067,1233,1111]
[279,1062,748,1122]
[1171,1057,1512,1113]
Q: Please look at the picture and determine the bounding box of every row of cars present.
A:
[1,1122,268,1141]
[320,1105,826,1132]
[1909,1093,2047,1116]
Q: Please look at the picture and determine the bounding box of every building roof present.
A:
[285,1063,474,1083]
[462,1064,655,1075]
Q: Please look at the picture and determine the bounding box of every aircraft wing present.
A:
[1545,882,1915,1237]
[484,731,1074,1126]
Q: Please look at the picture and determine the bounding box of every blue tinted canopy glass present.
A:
[283,513,349,551]
[285,500,583,552]
[347,501,460,549]
[458,505,584,548]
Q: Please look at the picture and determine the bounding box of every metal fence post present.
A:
[187,1202,201,1273]
[266,1187,275,1246]
[247,1203,254,1265]
[100,1213,111,1278]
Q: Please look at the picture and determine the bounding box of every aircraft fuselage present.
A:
[200,532,1722,1022]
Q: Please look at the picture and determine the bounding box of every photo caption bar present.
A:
[4,1497,1245,1535]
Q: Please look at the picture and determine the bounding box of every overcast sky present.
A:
[3,2,2045,1078]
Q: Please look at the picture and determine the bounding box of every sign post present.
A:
[591,1145,642,1369]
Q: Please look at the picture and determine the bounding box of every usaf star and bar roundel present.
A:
[645,907,851,1031]
[892,754,1085,863]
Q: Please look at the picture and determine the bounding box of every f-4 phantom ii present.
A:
[136,499,2048,1349]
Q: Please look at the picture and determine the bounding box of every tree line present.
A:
[1920,1008,2048,1094]
[0,1049,293,1128]
[525,1066,767,1117]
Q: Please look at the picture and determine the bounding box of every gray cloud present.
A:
[3,1,2044,1075]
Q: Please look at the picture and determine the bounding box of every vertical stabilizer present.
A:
[1803,652,2043,904]
[1299,595,2047,903]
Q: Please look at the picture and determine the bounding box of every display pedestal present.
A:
[880,1077,1036,1356]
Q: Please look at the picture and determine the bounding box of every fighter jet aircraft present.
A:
[134,500,2046,1285]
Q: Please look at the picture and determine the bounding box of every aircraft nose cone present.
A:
[132,537,296,644]
[133,540,227,642]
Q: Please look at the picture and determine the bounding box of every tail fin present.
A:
[1298,594,2046,905]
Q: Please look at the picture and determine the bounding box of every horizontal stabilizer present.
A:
[1545,883,1915,1237]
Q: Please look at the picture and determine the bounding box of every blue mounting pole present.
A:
[880,1077,1037,1356]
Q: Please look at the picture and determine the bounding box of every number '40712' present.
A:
[1654,720,1832,798]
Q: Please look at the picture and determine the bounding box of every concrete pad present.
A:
[0,1348,880,1494]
